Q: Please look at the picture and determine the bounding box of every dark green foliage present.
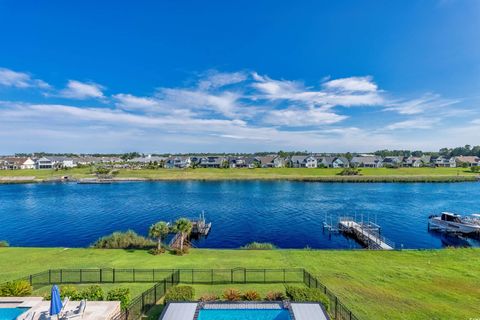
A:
[164,286,194,302]
[338,168,361,176]
[285,286,330,311]
[241,242,277,250]
[0,240,9,247]
[471,166,480,173]
[60,285,80,299]
[265,291,285,301]
[91,230,155,249]
[0,280,33,296]
[107,288,131,309]
[78,285,104,301]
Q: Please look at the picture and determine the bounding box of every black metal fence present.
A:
[303,270,359,320]
[12,268,359,320]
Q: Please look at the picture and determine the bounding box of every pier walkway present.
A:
[338,217,394,250]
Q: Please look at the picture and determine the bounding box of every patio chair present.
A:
[59,297,70,315]
[62,300,86,319]
[22,311,36,320]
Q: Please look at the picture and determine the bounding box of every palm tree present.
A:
[173,218,193,252]
[148,221,170,251]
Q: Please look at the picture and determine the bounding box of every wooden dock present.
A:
[338,217,394,250]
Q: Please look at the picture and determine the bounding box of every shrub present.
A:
[107,288,131,309]
[164,286,194,302]
[243,290,260,301]
[223,289,241,301]
[91,230,155,249]
[60,285,80,300]
[285,286,329,311]
[338,168,361,176]
[241,242,277,250]
[0,280,33,297]
[0,240,9,247]
[199,293,219,302]
[471,166,480,173]
[78,285,104,301]
[148,247,166,255]
[265,291,285,301]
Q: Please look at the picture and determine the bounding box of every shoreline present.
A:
[0,175,478,184]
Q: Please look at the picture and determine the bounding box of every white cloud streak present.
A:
[0,67,50,89]
[59,80,105,99]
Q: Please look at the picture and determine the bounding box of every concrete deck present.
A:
[291,303,329,320]
[19,300,120,320]
[160,303,197,320]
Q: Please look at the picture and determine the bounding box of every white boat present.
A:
[428,212,480,234]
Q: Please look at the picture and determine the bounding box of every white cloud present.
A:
[59,80,105,99]
[0,67,50,89]
[198,70,247,90]
[385,118,440,130]
[263,107,347,126]
[384,93,459,115]
[323,76,378,92]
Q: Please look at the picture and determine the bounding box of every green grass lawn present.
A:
[0,167,477,183]
[1,247,479,320]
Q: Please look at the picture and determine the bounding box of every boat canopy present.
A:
[441,212,462,223]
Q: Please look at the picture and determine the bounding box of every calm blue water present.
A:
[0,308,30,320]
[197,309,291,320]
[1,181,480,249]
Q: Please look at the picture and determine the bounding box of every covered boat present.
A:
[428,212,480,234]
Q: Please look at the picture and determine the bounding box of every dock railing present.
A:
[10,268,360,320]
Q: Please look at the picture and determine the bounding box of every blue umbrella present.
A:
[50,285,63,317]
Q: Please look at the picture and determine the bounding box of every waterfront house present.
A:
[316,156,335,167]
[254,155,285,168]
[455,156,480,167]
[290,155,317,168]
[165,156,191,168]
[333,157,349,168]
[198,156,228,168]
[21,157,36,169]
[383,156,404,167]
[1,157,32,170]
[404,155,431,167]
[130,155,167,167]
[35,157,53,169]
[48,156,76,168]
[350,155,383,168]
[433,156,456,168]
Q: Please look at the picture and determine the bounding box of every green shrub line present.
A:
[164,286,195,302]
[241,242,277,250]
[91,230,156,249]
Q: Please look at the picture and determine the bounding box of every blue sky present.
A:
[0,0,479,153]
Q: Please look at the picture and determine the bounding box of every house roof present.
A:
[455,156,480,164]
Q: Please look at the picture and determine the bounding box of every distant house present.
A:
[316,156,335,168]
[332,157,349,168]
[1,157,31,170]
[254,156,285,168]
[36,157,53,169]
[382,156,404,167]
[48,156,76,168]
[198,156,228,168]
[455,156,480,167]
[21,157,36,169]
[433,156,456,168]
[351,156,383,168]
[228,157,247,168]
[404,155,431,167]
[130,155,167,166]
[165,156,191,168]
[290,155,317,168]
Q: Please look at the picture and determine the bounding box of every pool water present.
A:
[0,308,30,320]
[197,309,291,320]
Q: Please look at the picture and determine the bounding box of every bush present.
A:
[91,230,155,249]
[148,247,166,255]
[60,285,80,300]
[471,166,480,173]
[265,291,285,301]
[241,242,277,250]
[285,286,329,311]
[0,240,9,247]
[107,288,131,309]
[199,293,219,302]
[78,285,104,301]
[0,280,33,297]
[243,290,260,301]
[223,289,241,301]
[164,286,194,302]
[338,168,361,176]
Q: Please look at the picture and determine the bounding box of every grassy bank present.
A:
[0,167,478,183]
[0,248,478,319]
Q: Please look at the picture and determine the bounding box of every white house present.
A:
[21,157,36,169]
[36,157,53,169]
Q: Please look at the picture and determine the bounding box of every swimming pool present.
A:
[197,309,291,320]
[0,307,30,320]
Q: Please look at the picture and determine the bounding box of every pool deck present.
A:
[160,302,330,320]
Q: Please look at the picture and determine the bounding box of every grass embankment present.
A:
[0,167,478,183]
[0,248,479,320]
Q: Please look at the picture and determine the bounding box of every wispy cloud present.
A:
[0,67,50,89]
[58,80,105,100]
[385,117,440,130]
[384,93,459,115]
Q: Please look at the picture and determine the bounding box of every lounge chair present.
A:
[59,297,70,316]
[62,300,86,319]
[21,311,36,320]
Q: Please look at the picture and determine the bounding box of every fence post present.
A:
[113,268,116,283]
[350,310,352,320]
[335,297,338,319]
[100,269,103,283]
[152,269,155,282]
[164,279,166,293]
[141,292,145,312]
[29,274,32,286]
[48,269,51,284]
[191,269,194,284]
[133,269,136,282]
[244,268,246,284]
[283,269,286,283]
[154,284,157,303]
